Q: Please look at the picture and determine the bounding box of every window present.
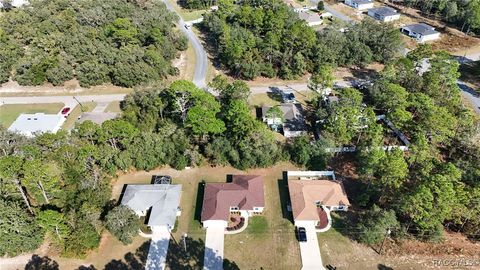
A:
[230,206,239,211]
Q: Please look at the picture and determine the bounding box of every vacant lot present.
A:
[0,103,64,128]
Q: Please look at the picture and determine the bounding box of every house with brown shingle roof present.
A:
[201,175,265,228]
[287,171,350,232]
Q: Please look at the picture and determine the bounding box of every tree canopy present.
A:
[0,0,187,87]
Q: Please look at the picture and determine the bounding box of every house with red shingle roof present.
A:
[201,175,265,228]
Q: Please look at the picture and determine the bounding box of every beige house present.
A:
[288,171,350,232]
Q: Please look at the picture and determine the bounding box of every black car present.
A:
[296,227,307,242]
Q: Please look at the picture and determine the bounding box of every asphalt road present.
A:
[161,0,208,88]
[0,94,126,109]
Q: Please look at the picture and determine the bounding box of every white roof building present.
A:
[121,184,182,229]
[8,113,66,137]
[0,0,28,8]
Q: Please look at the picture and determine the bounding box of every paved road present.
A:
[162,0,208,88]
[0,94,126,108]
[459,81,480,114]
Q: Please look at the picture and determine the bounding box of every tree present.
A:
[186,91,225,137]
[22,159,64,206]
[355,205,399,245]
[105,205,140,245]
[317,1,324,11]
[0,199,43,256]
[265,106,284,125]
[0,156,33,214]
[308,65,334,94]
[37,209,69,240]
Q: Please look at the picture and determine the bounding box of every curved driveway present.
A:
[162,0,208,88]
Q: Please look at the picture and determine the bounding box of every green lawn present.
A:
[166,0,206,21]
[0,103,64,128]
[105,101,122,113]
[246,216,268,235]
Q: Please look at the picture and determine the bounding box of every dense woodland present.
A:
[304,44,480,242]
[0,0,186,87]
[398,0,480,33]
[202,0,403,80]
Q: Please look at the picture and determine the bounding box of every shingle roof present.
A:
[368,6,397,16]
[403,23,438,35]
[288,180,350,221]
[201,175,264,222]
[262,103,307,132]
[121,184,182,227]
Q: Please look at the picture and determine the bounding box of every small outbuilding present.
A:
[368,7,400,22]
[8,113,66,137]
[400,23,440,43]
[344,0,374,10]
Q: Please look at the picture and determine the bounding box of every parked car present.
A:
[296,227,307,242]
[282,91,296,103]
[61,107,71,115]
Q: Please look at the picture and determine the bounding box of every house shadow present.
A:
[194,181,206,222]
[24,255,59,270]
[377,264,394,270]
[277,171,294,223]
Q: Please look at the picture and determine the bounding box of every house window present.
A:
[230,206,239,211]
[315,201,322,207]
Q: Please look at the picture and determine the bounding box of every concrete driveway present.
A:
[203,222,225,270]
[145,226,171,270]
[299,223,325,270]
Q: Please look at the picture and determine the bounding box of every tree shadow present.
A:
[103,236,239,270]
[104,241,150,270]
[277,171,294,223]
[266,87,285,102]
[377,264,394,270]
[75,266,97,270]
[24,255,59,270]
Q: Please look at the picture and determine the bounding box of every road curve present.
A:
[162,0,208,88]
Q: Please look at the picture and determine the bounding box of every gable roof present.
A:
[402,23,438,36]
[201,175,264,222]
[121,184,182,227]
[368,6,397,17]
[262,103,307,132]
[288,180,350,221]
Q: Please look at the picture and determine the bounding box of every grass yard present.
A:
[61,102,96,130]
[105,101,122,113]
[166,0,206,21]
[0,103,64,128]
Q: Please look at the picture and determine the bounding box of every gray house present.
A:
[400,23,440,43]
[345,0,374,10]
[368,7,400,22]
[121,183,182,231]
[262,103,308,138]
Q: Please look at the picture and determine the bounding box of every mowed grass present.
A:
[0,103,64,128]
[105,101,122,113]
[108,163,302,269]
[61,102,97,130]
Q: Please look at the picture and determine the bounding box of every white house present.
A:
[345,0,374,10]
[401,23,441,43]
[368,7,400,22]
[8,113,66,137]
